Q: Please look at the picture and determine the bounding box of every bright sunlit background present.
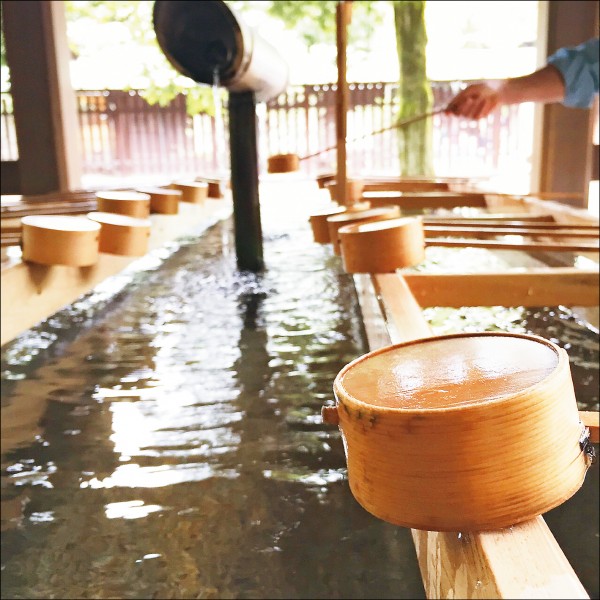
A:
[51,1,541,89]
[0,1,597,212]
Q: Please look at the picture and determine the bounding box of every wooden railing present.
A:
[1,82,526,180]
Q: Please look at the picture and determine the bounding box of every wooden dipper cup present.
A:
[308,202,371,244]
[195,177,224,199]
[136,187,181,215]
[267,153,300,173]
[328,332,591,532]
[316,173,336,189]
[21,215,100,267]
[325,178,365,203]
[87,212,152,257]
[339,216,425,273]
[170,181,209,204]
[327,205,400,255]
[95,190,151,218]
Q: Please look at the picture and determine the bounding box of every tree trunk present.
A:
[393,1,434,176]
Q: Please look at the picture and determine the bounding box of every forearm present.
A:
[497,65,566,105]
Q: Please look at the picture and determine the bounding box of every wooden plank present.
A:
[423,219,598,230]
[401,269,599,307]
[363,181,450,192]
[352,274,393,349]
[357,272,589,599]
[1,199,232,346]
[364,191,488,210]
[413,517,589,599]
[424,214,557,223]
[426,238,599,253]
[371,273,431,342]
[485,195,598,226]
[424,226,599,238]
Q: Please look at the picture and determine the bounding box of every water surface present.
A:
[1,186,425,599]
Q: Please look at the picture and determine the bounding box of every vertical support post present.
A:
[2,0,82,194]
[336,2,351,206]
[533,0,597,206]
[228,91,264,272]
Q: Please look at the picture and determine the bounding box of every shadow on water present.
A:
[1,193,425,599]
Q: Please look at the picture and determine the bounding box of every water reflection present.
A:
[1,185,424,599]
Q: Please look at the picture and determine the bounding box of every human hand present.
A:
[445,82,502,119]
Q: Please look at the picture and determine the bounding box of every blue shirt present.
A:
[547,37,599,109]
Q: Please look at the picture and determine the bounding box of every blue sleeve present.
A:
[547,37,599,108]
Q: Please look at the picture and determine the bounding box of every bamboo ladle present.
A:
[267,108,445,173]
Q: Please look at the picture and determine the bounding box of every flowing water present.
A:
[1,185,425,599]
[212,68,228,181]
[1,184,598,598]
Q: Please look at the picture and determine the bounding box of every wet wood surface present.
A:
[355,272,590,599]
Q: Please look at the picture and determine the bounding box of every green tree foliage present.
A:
[60,0,433,174]
[262,0,383,53]
[250,0,433,176]
[64,0,217,116]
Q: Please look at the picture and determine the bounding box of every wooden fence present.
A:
[1,82,528,182]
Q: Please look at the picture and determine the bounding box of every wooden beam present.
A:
[423,219,598,230]
[534,1,598,204]
[364,191,488,210]
[413,518,589,599]
[356,272,589,599]
[335,2,351,206]
[401,269,599,308]
[2,1,82,194]
[424,226,599,238]
[425,238,599,253]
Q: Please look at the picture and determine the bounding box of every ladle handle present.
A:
[580,410,599,444]
[321,405,340,426]
[322,405,599,444]
[300,108,445,162]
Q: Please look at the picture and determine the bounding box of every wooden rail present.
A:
[344,181,598,598]
[401,269,599,307]
[425,238,599,253]
[353,272,591,599]
[1,196,233,345]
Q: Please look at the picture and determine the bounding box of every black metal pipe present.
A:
[228,91,264,272]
